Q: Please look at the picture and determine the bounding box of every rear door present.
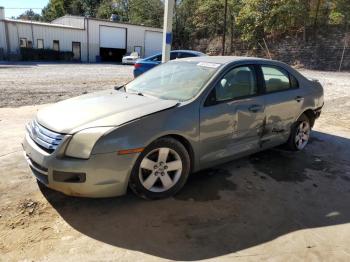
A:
[199,65,265,167]
[259,65,305,148]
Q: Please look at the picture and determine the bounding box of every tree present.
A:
[173,0,199,49]
[80,0,103,16]
[128,0,163,27]
[41,0,101,21]
[17,9,42,21]
[42,0,66,21]
[329,0,350,29]
[96,0,129,21]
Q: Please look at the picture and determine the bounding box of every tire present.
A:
[286,114,311,151]
[129,137,191,199]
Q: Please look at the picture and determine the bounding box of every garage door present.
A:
[144,31,163,57]
[100,26,126,49]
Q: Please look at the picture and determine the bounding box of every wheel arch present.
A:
[156,134,195,173]
[299,109,316,127]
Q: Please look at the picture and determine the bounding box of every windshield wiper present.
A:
[114,84,126,92]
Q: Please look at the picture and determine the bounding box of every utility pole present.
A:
[162,0,175,63]
[222,0,228,56]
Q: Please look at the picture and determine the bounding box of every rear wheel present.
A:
[286,114,311,151]
[129,137,191,199]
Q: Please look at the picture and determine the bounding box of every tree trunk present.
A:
[313,0,321,35]
[222,0,228,55]
[230,13,235,54]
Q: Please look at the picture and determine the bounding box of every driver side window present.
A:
[215,66,257,102]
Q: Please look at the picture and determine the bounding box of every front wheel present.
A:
[286,114,311,151]
[129,137,191,199]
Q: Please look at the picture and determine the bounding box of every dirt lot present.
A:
[0,63,350,261]
[0,62,133,107]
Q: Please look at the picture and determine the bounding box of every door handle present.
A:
[295,96,304,102]
[248,104,262,113]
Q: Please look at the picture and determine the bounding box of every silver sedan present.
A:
[22,56,324,199]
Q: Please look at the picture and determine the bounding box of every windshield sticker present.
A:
[197,62,221,68]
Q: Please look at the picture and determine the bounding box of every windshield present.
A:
[126,61,220,101]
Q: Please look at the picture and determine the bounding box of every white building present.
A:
[0,7,163,62]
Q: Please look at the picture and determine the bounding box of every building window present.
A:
[37,39,44,49]
[27,41,33,48]
[19,38,27,48]
[53,40,60,51]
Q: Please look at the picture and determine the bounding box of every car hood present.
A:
[36,90,178,134]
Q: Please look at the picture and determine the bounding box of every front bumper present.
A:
[22,133,138,198]
[122,60,136,65]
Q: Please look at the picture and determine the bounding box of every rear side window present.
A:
[262,66,291,93]
[150,55,161,62]
[170,52,179,60]
[179,52,195,58]
[290,74,299,89]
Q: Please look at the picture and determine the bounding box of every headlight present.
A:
[65,127,112,159]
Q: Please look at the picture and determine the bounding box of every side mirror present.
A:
[221,79,227,88]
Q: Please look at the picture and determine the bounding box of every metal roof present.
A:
[4,18,83,30]
[55,15,163,30]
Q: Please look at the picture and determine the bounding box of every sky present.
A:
[0,0,49,18]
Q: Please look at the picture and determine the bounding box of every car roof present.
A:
[149,50,204,57]
[172,50,205,55]
[176,56,305,79]
[179,56,276,65]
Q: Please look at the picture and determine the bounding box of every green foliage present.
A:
[42,0,66,21]
[329,0,350,26]
[39,0,349,47]
[173,0,199,48]
[96,0,129,21]
[17,9,42,21]
[236,0,311,41]
[41,0,163,27]
[128,0,163,27]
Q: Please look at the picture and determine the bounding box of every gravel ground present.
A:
[0,63,350,261]
[0,63,133,107]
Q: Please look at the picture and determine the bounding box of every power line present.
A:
[3,8,44,10]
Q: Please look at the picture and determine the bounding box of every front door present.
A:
[199,65,265,168]
[72,42,81,61]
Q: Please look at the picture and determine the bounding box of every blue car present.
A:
[133,50,206,77]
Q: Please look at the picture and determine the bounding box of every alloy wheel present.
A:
[139,147,183,193]
[295,120,310,150]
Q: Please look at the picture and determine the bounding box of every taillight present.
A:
[134,63,141,69]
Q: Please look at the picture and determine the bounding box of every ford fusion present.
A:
[23,56,324,199]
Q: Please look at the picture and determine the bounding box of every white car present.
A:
[122,52,140,65]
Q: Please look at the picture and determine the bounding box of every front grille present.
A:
[26,120,64,153]
[24,154,49,185]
